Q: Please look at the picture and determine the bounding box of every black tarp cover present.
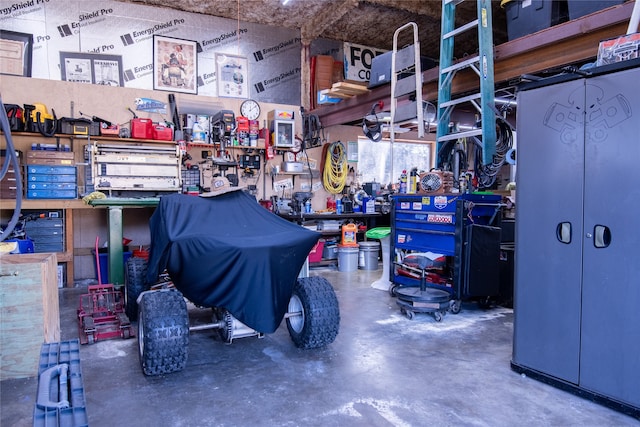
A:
[146,191,320,333]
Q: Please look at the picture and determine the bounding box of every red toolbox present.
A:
[131,118,153,139]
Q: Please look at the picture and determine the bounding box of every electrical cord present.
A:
[302,112,323,148]
[0,96,24,242]
[322,141,347,194]
[473,118,513,189]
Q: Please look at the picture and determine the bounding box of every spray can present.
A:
[336,198,343,214]
[408,168,418,194]
[399,170,408,194]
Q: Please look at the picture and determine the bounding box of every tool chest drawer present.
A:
[26,165,77,199]
[24,211,65,253]
[392,194,501,255]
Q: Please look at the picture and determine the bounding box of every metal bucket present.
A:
[337,245,359,272]
[358,241,380,270]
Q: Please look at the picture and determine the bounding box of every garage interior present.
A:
[1,0,639,425]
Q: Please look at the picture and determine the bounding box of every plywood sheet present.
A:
[327,81,370,97]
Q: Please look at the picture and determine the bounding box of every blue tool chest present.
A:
[26,165,77,199]
[391,193,502,301]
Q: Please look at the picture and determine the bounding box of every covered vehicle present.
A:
[128,181,340,375]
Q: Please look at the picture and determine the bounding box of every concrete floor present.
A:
[2,265,638,426]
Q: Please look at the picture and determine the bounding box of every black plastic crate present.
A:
[503,0,568,41]
[567,0,625,19]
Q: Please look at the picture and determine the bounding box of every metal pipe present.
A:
[284,311,302,319]
[628,0,640,35]
[189,321,225,332]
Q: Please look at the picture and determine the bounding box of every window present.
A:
[356,137,434,186]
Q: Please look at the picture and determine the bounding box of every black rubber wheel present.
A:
[125,257,148,321]
[433,311,443,322]
[138,289,189,376]
[450,299,462,315]
[286,276,340,349]
[389,284,399,297]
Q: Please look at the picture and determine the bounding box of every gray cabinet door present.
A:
[513,78,585,384]
[580,68,640,408]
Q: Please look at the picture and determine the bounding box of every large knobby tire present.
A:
[125,257,148,321]
[138,289,189,376]
[286,276,340,349]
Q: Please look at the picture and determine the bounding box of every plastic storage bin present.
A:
[92,249,132,284]
[308,239,325,263]
[502,0,568,41]
[567,0,624,20]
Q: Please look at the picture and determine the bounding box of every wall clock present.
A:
[240,99,261,120]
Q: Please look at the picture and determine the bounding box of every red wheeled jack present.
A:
[77,284,135,344]
[78,236,135,344]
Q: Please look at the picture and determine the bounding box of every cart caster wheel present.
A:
[477,297,492,309]
[433,311,443,322]
[389,284,399,297]
[405,310,415,320]
[450,299,462,314]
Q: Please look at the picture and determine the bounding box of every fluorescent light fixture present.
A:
[282,0,291,4]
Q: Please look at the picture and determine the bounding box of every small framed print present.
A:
[153,35,198,94]
[0,30,33,77]
[216,53,248,98]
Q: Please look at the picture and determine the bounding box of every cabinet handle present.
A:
[0,271,18,277]
[593,225,611,248]
[556,222,571,244]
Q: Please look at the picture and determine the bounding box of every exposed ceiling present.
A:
[119,0,509,60]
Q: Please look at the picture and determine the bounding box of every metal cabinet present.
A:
[390,193,502,303]
[512,59,640,417]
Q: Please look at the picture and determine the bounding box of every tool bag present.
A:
[23,103,58,137]
[3,104,25,131]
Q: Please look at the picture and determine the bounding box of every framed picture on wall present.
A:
[59,52,124,86]
[0,30,33,77]
[215,53,248,98]
[153,35,198,94]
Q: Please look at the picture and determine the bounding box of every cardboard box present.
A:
[597,33,640,66]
